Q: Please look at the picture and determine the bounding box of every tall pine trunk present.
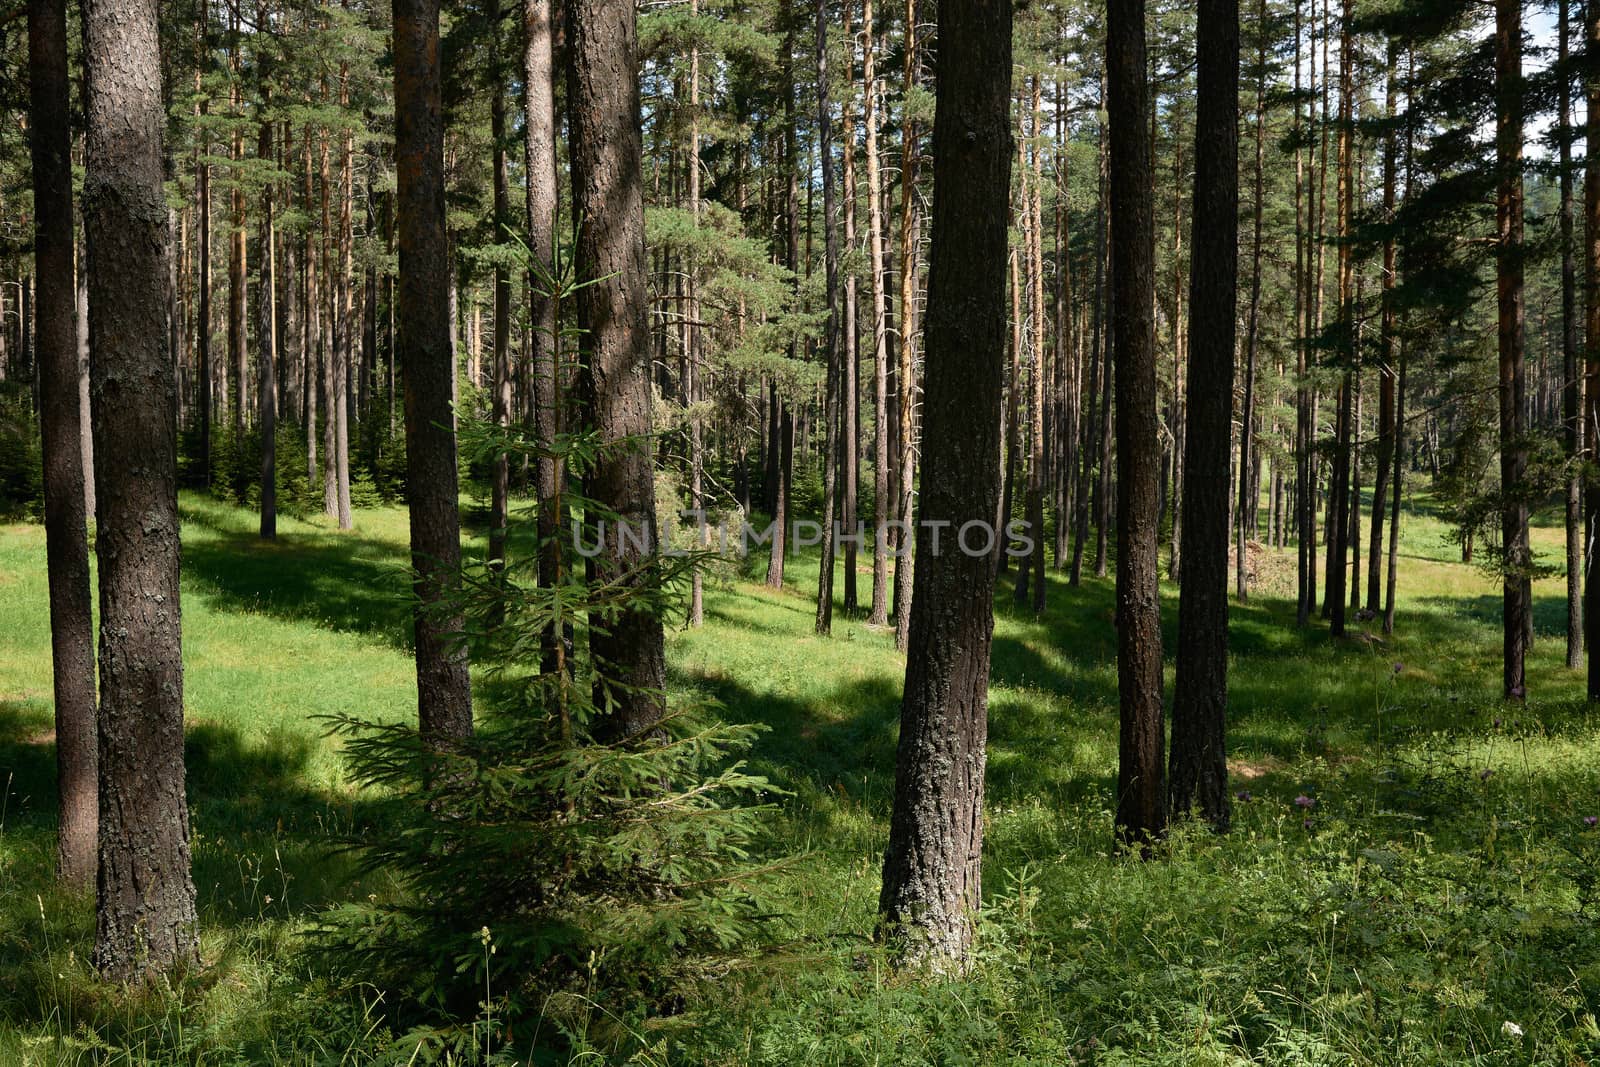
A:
[83,0,200,978]
[1560,0,1583,668]
[815,0,841,635]
[1108,0,1165,849]
[29,0,97,888]
[877,0,1010,967]
[395,0,474,742]
[1170,0,1236,832]
[567,0,668,738]
[1497,0,1528,700]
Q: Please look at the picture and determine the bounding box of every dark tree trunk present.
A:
[83,0,200,978]
[1368,43,1399,615]
[395,0,474,742]
[864,0,890,626]
[488,0,512,607]
[259,117,277,540]
[1587,5,1600,699]
[815,0,841,636]
[877,0,1010,967]
[1169,0,1235,833]
[1236,1,1265,604]
[892,0,919,650]
[1108,0,1165,849]
[842,2,861,614]
[1497,0,1528,701]
[567,0,667,738]
[525,0,563,674]
[1560,0,1583,668]
[29,0,97,889]
[1326,0,1354,639]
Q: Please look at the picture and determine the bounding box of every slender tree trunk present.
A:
[488,0,512,612]
[395,0,474,742]
[1498,0,1528,700]
[525,0,563,673]
[877,0,1010,967]
[1368,44,1399,615]
[865,0,891,625]
[842,0,861,614]
[259,117,278,540]
[1236,3,1265,603]
[1560,0,1583,667]
[567,0,667,738]
[1170,0,1236,832]
[335,70,354,529]
[1587,9,1600,696]
[1108,0,1165,850]
[1326,0,1354,638]
[29,0,97,888]
[83,0,199,978]
[815,0,841,635]
[892,0,919,649]
[687,0,707,628]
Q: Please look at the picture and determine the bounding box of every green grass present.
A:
[4,485,1600,1063]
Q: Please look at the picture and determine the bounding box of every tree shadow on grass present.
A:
[0,697,382,938]
[179,498,417,650]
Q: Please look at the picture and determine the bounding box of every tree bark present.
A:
[892,0,919,649]
[877,0,1010,967]
[1497,0,1528,701]
[525,0,563,673]
[488,0,512,602]
[864,0,891,626]
[842,0,861,614]
[815,0,841,636]
[1560,0,1583,668]
[1237,2,1265,603]
[259,116,278,540]
[83,0,200,978]
[1368,42,1399,616]
[1169,0,1235,832]
[395,0,474,742]
[1108,0,1165,849]
[29,0,97,888]
[567,0,668,738]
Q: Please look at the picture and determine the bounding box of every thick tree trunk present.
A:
[1497,0,1528,701]
[83,0,199,978]
[877,0,1009,968]
[395,0,474,742]
[1169,0,1235,832]
[1108,0,1165,850]
[567,0,667,738]
[29,0,97,888]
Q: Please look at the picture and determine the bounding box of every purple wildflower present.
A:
[1294,794,1316,809]
[1393,662,1404,675]
[1236,790,1252,802]
[1585,816,1598,829]
[1302,818,1314,831]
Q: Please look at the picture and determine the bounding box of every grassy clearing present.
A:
[3,487,1600,1063]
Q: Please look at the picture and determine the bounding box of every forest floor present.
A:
[4,486,1600,1064]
